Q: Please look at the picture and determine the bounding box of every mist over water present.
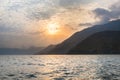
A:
[0,55,120,80]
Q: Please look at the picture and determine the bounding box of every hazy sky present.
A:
[0,0,120,48]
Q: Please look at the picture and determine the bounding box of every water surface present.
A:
[0,55,120,80]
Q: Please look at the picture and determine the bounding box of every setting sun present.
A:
[47,23,60,35]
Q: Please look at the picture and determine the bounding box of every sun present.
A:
[47,23,60,35]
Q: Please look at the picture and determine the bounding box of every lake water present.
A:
[0,55,120,80]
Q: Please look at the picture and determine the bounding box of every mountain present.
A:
[36,45,56,54]
[69,31,120,54]
[0,47,44,55]
[37,19,120,54]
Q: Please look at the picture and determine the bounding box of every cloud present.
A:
[47,7,97,32]
[93,8,111,23]
[0,0,120,48]
[58,0,93,8]
[110,1,120,19]
[27,9,56,20]
[58,0,81,7]
[93,0,120,24]
[29,31,45,35]
[79,23,92,27]
[25,0,60,20]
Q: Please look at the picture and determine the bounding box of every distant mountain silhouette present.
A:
[37,19,120,54]
[69,31,120,54]
[0,47,44,55]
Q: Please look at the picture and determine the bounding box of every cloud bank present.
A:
[93,0,120,24]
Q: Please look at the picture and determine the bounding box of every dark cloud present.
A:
[93,0,120,24]
[93,8,111,23]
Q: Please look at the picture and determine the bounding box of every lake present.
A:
[0,55,120,80]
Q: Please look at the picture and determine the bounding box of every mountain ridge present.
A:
[37,19,120,54]
[69,31,120,54]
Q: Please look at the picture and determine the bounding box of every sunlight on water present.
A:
[0,55,120,80]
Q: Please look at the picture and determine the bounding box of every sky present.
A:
[0,0,120,48]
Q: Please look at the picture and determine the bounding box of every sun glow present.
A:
[47,23,60,35]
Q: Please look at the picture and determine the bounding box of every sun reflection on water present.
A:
[35,55,100,80]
